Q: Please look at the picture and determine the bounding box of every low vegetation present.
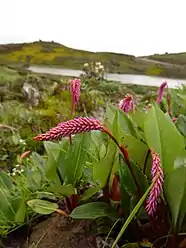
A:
[1,61,186,248]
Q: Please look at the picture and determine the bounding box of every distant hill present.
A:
[0,40,186,79]
[145,52,186,66]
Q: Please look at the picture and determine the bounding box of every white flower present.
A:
[21,169,24,172]
[96,62,101,66]
[99,65,104,70]
[12,172,16,176]
[13,167,17,172]
[84,63,89,67]
[16,164,20,168]
[95,67,99,73]
[20,139,26,145]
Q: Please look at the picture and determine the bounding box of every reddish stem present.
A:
[69,99,75,145]
[102,128,141,198]
[167,91,172,117]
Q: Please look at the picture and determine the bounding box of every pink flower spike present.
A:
[146,150,164,216]
[119,94,135,114]
[70,78,81,105]
[33,117,104,141]
[157,81,167,104]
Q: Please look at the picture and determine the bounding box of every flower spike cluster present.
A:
[146,150,164,216]
[119,94,135,114]
[70,78,81,105]
[33,117,104,141]
[157,81,167,104]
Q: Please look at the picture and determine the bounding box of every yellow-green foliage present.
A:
[0,65,20,83]
[0,41,137,72]
[145,66,163,76]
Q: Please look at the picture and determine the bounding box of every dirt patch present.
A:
[27,214,95,248]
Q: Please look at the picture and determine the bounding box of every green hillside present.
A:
[146,52,186,65]
[1,40,186,78]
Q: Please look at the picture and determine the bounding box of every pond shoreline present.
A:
[28,65,186,89]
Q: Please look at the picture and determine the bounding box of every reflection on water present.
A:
[29,66,186,89]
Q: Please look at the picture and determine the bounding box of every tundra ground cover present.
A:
[1,62,186,248]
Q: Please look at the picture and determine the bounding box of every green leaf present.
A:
[119,169,131,219]
[80,185,101,201]
[48,184,76,196]
[58,133,90,186]
[0,172,12,189]
[164,167,186,230]
[36,192,56,200]
[121,243,139,248]
[44,141,60,160]
[176,115,186,136]
[107,106,137,142]
[111,177,158,248]
[119,159,149,197]
[70,202,117,219]
[144,103,185,173]
[93,139,117,187]
[104,104,116,127]
[27,199,58,215]
[45,154,59,181]
[15,201,26,223]
[121,134,151,174]
[32,171,42,187]
[131,110,146,130]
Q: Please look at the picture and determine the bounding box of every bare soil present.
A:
[26,214,93,248]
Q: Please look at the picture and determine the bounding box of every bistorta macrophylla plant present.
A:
[70,78,81,115]
[146,150,163,216]
[119,94,135,114]
[30,79,186,247]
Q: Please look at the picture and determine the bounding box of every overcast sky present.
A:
[0,0,186,56]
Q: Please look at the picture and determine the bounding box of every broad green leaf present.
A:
[119,168,131,219]
[27,199,58,215]
[99,144,107,160]
[111,176,158,248]
[70,202,117,219]
[59,133,90,186]
[144,103,185,173]
[36,192,56,200]
[130,110,146,130]
[93,139,117,187]
[119,158,149,197]
[32,171,42,187]
[176,115,186,136]
[44,141,60,160]
[121,134,152,174]
[80,185,101,201]
[0,172,12,189]
[107,106,137,142]
[47,184,76,196]
[174,151,186,169]
[104,104,116,127]
[45,154,59,181]
[0,195,15,223]
[15,201,26,223]
[164,167,186,230]
[117,108,137,138]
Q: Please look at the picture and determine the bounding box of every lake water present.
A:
[29,66,186,89]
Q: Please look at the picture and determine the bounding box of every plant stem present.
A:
[143,149,150,174]
[69,99,75,145]
[167,88,172,117]
[102,128,141,198]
